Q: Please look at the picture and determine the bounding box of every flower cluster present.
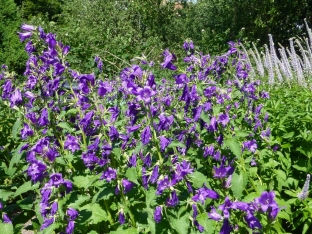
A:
[0,24,282,233]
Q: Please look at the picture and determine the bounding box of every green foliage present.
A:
[0,0,27,74]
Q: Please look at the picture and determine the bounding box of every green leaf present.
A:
[14,181,39,198]
[197,213,215,234]
[292,164,307,172]
[9,142,26,169]
[110,227,138,234]
[73,175,98,189]
[56,122,74,132]
[224,137,241,158]
[89,203,108,224]
[168,141,186,148]
[125,167,139,185]
[200,112,210,123]
[0,189,14,200]
[282,132,294,139]
[133,142,143,155]
[189,171,210,189]
[66,109,79,115]
[146,188,156,208]
[170,213,190,234]
[235,131,250,138]
[91,186,115,203]
[12,118,22,140]
[41,223,61,234]
[147,210,156,234]
[0,222,13,234]
[87,231,98,234]
[231,170,248,200]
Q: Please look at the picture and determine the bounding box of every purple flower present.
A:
[254,191,280,220]
[21,23,36,31]
[67,208,79,221]
[208,116,218,132]
[3,214,11,223]
[150,167,160,185]
[192,185,219,204]
[154,206,162,223]
[66,220,75,234]
[122,179,134,193]
[87,137,100,151]
[136,86,156,104]
[244,210,262,230]
[220,219,232,234]
[118,211,126,224]
[158,136,169,151]
[194,220,204,233]
[38,108,49,127]
[51,201,58,215]
[175,160,194,180]
[100,167,117,182]
[10,88,22,107]
[156,176,170,195]
[98,81,113,97]
[25,40,35,53]
[18,31,32,42]
[141,126,151,145]
[0,202,3,210]
[79,111,94,131]
[204,145,214,157]
[64,135,80,153]
[81,152,99,169]
[49,173,64,188]
[161,49,177,70]
[166,191,179,207]
[243,139,257,153]
[21,123,34,139]
[208,207,222,221]
[27,160,47,182]
[218,113,230,127]
[40,217,54,230]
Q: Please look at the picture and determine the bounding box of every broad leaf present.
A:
[231,170,248,200]
[14,181,39,198]
[224,137,241,158]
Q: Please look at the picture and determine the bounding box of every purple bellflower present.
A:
[154,206,162,223]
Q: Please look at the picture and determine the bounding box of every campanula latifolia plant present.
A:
[0,24,286,234]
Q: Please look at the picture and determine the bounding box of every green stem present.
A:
[121,192,136,228]
[146,104,163,163]
[104,200,114,225]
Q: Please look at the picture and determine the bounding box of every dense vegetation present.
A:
[1,1,312,234]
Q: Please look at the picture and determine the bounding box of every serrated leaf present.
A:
[68,195,90,209]
[73,175,98,189]
[57,122,73,132]
[231,170,248,200]
[146,188,156,208]
[168,141,186,148]
[0,222,13,234]
[200,112,210,123]
[12,118,22,140]
[126,167,139,185]
[14,181,39,198]
[224,138,241,158]
[9,142,26,169]
[147,211,156,234]
[91,186,115,203]
[189,171,210,189]
[171,213,190,234]
[88,203,108,224]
